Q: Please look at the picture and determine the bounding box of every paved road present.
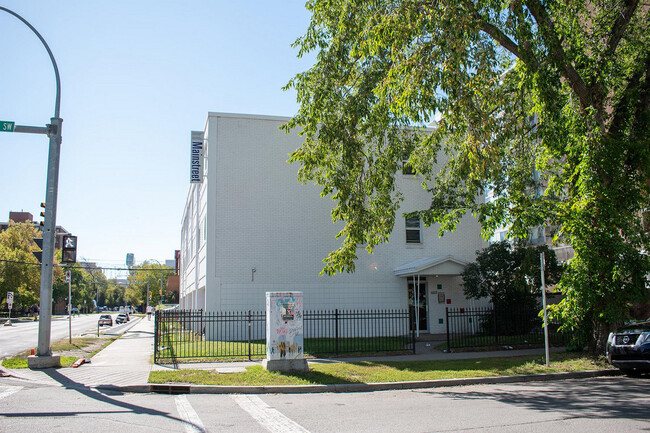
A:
[0,376,647,432]
[0,314,124,358]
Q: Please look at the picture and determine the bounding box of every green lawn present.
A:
[155,336,412,363]
[149,352,609,386]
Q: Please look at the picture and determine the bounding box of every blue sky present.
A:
[0,1,313,276]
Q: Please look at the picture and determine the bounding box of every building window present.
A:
[402,160,416,175]
[405,216,421,244]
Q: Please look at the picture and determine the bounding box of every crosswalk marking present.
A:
[175,394,206,433]
[0,385,22,401]
[231,394,311,433]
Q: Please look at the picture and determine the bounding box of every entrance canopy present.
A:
[393,255,469,277]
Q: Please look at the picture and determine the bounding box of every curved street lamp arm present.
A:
[0,6,61,118]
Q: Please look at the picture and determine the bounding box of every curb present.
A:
[142,369,622,395]
[1,365,622,394]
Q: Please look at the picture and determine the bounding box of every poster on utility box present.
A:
[266,292,304,360]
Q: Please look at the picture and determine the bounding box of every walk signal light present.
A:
[62,235,77,263]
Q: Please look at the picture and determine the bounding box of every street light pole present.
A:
[0,7,63,368]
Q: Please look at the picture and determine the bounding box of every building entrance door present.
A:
[408,277,428,333]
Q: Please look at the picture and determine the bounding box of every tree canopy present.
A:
[128,261,174,307]
[285,0,650,349]
[0,222,41,309]
[462,241,562,305]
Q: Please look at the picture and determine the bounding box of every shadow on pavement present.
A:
[427,376,650,421]
[0,368,206,432]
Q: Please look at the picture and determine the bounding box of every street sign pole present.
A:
[4,292,13,326]
[68,271,72,344]
[540,252,550,367]
[0,6,63,368]
[38,116,63,357]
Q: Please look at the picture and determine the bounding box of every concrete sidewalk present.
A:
[1,316,154,392]
[1,319,617,393]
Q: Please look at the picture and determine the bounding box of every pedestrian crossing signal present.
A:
[62,235,77,263]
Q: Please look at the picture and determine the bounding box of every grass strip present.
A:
[149,352,609,386]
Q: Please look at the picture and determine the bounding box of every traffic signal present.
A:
[38,202,46,228]
[62,235,77,263]
[33,237,44,263]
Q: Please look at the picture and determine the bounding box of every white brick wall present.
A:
[180,113,488,332]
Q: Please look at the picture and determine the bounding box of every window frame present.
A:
[405,216,422,244]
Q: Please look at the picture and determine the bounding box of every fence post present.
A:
[493,306,498,346]
[335,309,339,356]
[409,309,416,353]
[248,310,252,361]
[411,308,416,354]
[153,310,159,364]
[445,307,450,352]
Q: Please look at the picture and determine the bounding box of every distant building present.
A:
[0,210,70,249]
[179,113,489,336]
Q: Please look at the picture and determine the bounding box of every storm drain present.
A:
[151,385,191,394]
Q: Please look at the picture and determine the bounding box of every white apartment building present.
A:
[180,113,488,335]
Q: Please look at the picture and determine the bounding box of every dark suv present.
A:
[606,320,650,374]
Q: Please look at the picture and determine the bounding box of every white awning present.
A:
[393,255,469,277]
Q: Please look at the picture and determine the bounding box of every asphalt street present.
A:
[0,313,125,358]
[0,376,647,432]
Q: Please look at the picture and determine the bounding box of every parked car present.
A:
[606,320,650,375]
[98,314,113,327]
[115,313,128,324]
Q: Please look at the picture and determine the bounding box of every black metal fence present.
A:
[154,309,414,364]
[445,306,569,350]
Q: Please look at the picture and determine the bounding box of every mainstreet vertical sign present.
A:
[190,131,204,184]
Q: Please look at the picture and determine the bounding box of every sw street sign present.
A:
[1,121,15,132]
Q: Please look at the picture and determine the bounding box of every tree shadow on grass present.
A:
[279,369,361,385]
[345,355,545,373]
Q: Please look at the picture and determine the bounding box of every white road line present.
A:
[0,385,22,400]
[231,394,311,433]
[175,394,206,433]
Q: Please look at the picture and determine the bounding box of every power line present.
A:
[0,259,172,272]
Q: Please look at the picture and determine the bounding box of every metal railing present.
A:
[445,306,569,350]
[154,309,415,364]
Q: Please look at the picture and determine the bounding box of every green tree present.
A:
[128,261,174,309]
[0,222,41,311]
[104,281,126,308]
[463,241,562,337]
[285,0,650,351]
[463,242,561,306]
[52,255,96,313]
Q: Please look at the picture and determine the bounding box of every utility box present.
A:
[263,291,308,372]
